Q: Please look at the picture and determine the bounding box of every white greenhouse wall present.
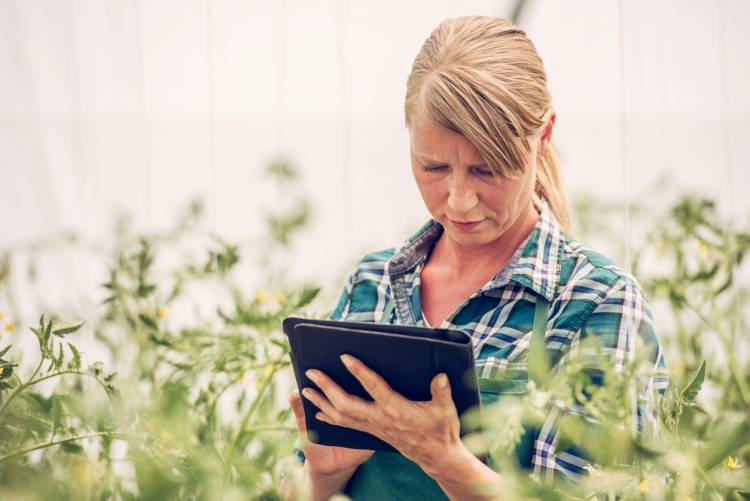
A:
[1,0,748,326]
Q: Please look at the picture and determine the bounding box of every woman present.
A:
[283,16,666,500]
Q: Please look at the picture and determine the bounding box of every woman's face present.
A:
[409,117,540,250]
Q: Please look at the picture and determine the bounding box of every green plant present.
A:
[1,189,747,500]
[462,195,750,500]
[0,161,319,500]
[0,315,123,500]
[490,194,750,500]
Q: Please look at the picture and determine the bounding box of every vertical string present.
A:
[63,3,83,233]
[617,0,631,274]
[716,0,734,220]
[716,0,738,342]
[204,1,219,363]
[275,0,286,157]
[618,0,639,435]
[62,3,91,328]
[132,0,150,331]
[134,0,151,230]
[205,0,217,242]
[335,0,353,252]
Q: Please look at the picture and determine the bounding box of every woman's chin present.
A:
[443,229,499,249]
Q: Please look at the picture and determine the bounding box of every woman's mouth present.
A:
[449,219,482,232]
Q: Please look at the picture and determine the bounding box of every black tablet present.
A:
[283,317,480,452]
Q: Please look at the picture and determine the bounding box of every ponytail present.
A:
[535,141,571,234]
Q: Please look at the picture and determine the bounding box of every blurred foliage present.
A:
[462,194,750,500]
[1,183,748,499]
[0,161,318,500]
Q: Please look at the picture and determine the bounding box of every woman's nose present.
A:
[447,178,479,214]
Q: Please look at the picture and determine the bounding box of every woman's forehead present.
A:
[410,119,486,162]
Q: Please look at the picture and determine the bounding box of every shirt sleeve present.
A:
[329,273,354,321]
[531,277,668,482]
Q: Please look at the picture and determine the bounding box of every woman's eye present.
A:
[422,165,447,173]
[474,168,495,177]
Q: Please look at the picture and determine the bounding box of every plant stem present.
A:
[220,354,287,494]
[0,369,114,424]
[242,424,296,433]
[710,298,750,407]
[32,369,113,393]
[0,431,120,463]
[686,299,750,406]
[231,355,286,453]
[694,462,722,501]
[0,354,45,421]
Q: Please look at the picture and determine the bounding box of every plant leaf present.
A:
[295,286,320,308]
[680,360,706,405]
[139,313,158,330]
[700,418,750,470]
[52,320,86,337]
[51,396,64,436]
[67,343,82,370]
[0,345,11,358]
[0,364,14,381]
[55,343,64,370]
[60,440,84,454]
[44,317,53,348]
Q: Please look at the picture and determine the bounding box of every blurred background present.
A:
[1,0,749,323]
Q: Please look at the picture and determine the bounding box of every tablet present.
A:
[283,317,480,452]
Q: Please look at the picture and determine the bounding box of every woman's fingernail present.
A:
[316,412,328,423]
[340,354,353,368]
[438,373,449,389]
[305,369,319,382]
[301,388,313,400]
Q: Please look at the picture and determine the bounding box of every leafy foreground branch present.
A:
[1,193,749,500]
[1,234,319,500]
[1,165,318,500]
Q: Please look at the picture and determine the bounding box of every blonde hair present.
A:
[405,16,571,233]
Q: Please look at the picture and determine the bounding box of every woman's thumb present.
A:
[430,373,452,403]
[289,389,307,433]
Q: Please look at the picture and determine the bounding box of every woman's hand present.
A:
[300,355,501,499]
[289,388,374,476]
[301,354,463,475]
[283,389,373,501]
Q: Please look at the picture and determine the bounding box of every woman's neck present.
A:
[431,205,539,278]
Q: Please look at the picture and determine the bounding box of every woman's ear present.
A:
[538,111,556,158]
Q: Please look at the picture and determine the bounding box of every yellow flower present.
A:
[723,456,742,470]
[255,290,267,303]
[4,322,13,333]
[158,307,170,319]
[639,479,649,493]
[0,311,4,321]
[68,455,99,496]
[274,292,287,304]
[696,240,709,255]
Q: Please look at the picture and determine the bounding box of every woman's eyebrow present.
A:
[413,154,445,165]
[414,154,488,169]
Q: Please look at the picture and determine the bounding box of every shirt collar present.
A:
[386,220,442,277]
[505,210,564,301]
[387,210,564,301]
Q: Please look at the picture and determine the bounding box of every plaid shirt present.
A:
[330,210,668,483]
